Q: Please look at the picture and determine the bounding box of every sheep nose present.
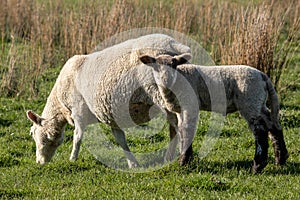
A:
[36,158,46,165]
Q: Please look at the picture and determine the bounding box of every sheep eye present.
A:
[30,130,33,136]
[43,139,49,144]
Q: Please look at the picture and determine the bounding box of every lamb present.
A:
[26,34,192,168]
[140,53,289,173]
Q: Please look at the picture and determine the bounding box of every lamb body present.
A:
[141,54,289,173]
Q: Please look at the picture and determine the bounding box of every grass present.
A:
[0,0,300,199]
[0,70,299,199]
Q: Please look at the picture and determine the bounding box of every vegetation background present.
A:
[0,0,299,199]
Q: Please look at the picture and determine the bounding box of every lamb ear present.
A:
[139,55,156,65]
[26,110,43,125]
[175,53,192,65]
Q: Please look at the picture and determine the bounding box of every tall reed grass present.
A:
[0,0,299,98]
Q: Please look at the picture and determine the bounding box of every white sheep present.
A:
[26,34,192,168]
[140,53,289,173]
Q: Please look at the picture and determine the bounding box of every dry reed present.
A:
[0,0,299,98]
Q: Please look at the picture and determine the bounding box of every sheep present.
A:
[26,34,192,168]
[140,53,289,173]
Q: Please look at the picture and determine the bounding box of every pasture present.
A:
[0,0,299,199]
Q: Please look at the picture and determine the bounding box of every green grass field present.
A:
[0,62,299,199]
[1,0,300,199]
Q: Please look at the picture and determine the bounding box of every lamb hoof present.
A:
[252,160,268,174]
[275,152,289,165]
[179,153,193,166]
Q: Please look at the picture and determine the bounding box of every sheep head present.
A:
[26,110,64,164]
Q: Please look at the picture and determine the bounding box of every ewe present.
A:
[140,53,289,173]
[27,34,192,167]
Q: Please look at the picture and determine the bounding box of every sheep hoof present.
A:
[132,164,140,168]
[69,157,78,162]
[128,161,140,168]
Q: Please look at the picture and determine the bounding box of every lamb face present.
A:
[139,53,191,88]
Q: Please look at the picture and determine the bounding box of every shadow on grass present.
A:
[0,189,31,199]
[181,154,300,175]
[0,155,20,167]
[266,161,300,175]
[218,160,300,175]
[281,104,300,110]
[182,158,253,174]
[0,118,12,127]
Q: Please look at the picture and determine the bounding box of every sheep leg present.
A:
[70,114,97,161]
[177,110,198,166]
[249,118,269,173]
[111,128,139,168]
[70,121,85,161]
[261,108,289,165]
[70,95,98,161]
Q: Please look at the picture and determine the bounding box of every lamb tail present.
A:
[263,74,281,130]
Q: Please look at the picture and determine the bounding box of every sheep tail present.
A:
[263,74,281,130]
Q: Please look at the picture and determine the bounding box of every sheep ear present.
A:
[47,133,55,141]
[26,110,43,125]
[175,53,192,65]
[60,107,74,126]
[139,55,156,65]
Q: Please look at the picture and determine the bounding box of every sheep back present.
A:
[74,34,191,127]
